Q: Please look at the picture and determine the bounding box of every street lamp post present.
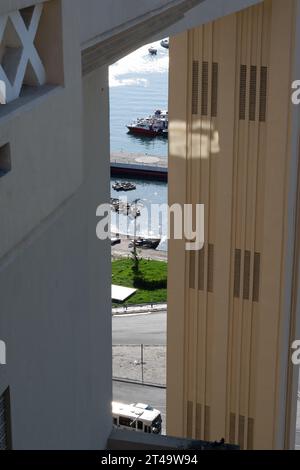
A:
[132,198,140,273]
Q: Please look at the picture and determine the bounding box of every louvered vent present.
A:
[239,64,268,121]
[239,65,247,120]
[259,66,268,122]
[229,413,254,450]
[187,401,193,438]
[196,403,202,439]
[238,415,245,449]
[204,405,210,441]
[201,61,209,116]
[197,245,214,292]
[211,62,219,117]
[249,66,257,121]
[0,388,11,450]
[192,60,199,115]
[234,249,261,302]
[192,60,219,117]
[195,403,210,440]
[229,412,236,444]
[247,417,254,450]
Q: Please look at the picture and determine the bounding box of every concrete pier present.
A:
[110,152,168,181]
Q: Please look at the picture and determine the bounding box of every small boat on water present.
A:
[111,198,120,207]
[112,182,136,192]
[127,110,168,137]
[110,198,141,217]
[160,38,169,49]
[162,129,168,138]
[148,46,157,55]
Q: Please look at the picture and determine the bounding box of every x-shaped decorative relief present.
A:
[0,5,46,103]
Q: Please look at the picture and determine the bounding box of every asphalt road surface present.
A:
[112,311,300,447]
[113,380,166,434]
[112,311,167,345]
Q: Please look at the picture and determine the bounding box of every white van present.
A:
[112,402,162,434]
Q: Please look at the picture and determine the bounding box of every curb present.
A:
[112,304,167,316]
[113,377,166,390]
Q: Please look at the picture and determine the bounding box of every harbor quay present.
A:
[111,152,168,181]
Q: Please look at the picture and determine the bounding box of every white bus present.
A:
[112,402,162,435]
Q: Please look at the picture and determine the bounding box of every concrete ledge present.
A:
[81,0,204,74]
[107,428,239,450]
[111,163,168,182]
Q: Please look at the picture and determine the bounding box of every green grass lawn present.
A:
[112,258,167,305]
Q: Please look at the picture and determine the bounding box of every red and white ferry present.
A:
[126,110,168,137]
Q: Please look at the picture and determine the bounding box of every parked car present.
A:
[111,237,121,246]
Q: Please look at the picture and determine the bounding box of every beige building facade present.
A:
[167,0,300,450]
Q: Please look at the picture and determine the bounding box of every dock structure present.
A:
[110,152,168,182]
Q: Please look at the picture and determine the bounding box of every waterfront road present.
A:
[112,311,167,345]
[113,380,166,434]
[112,238,167,262]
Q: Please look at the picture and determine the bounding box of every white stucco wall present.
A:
[0,64,112,449]
[0,0,112,449]
[0,0,82,260]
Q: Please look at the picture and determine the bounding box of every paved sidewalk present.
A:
[113,344,166,387]
[112,303,167,316]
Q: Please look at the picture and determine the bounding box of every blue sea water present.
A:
[109,40,169,157]
[111,176,168,252]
